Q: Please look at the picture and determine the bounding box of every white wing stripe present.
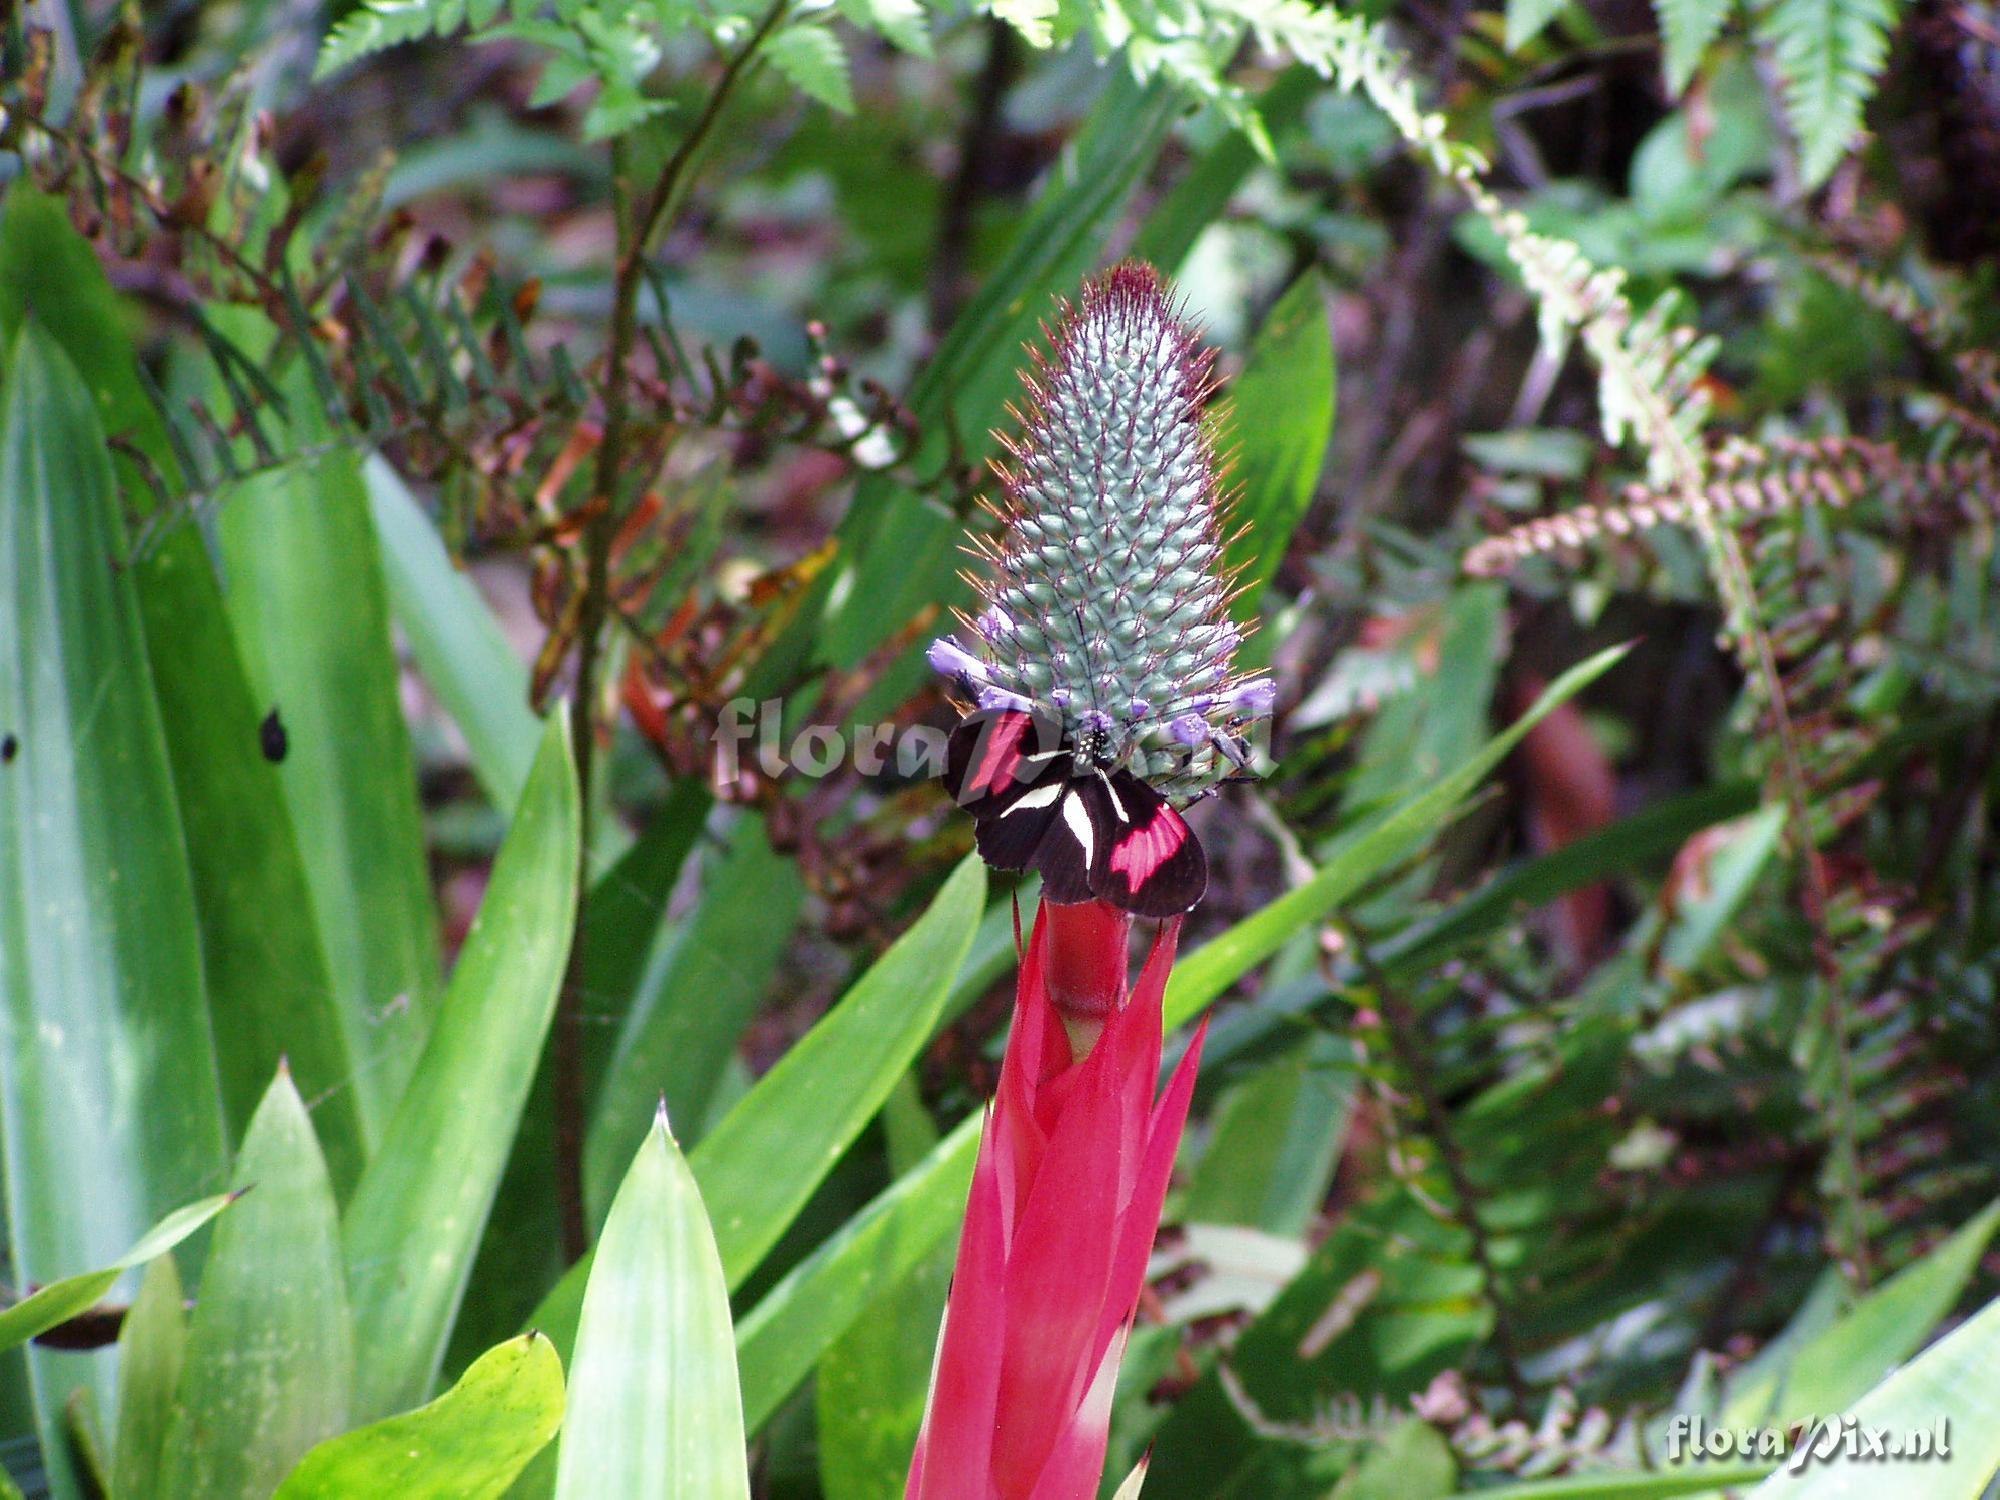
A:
[1061,790,1096,866]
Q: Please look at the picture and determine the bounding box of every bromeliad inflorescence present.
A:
[931,261,1274,918]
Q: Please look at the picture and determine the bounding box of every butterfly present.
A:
[942,709,1207,918]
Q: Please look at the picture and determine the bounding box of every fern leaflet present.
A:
[1757,0,1899,186]
[1656,0,1734,93]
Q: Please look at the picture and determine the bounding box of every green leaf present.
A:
[693,852,983,1285]
[1165,645,1629,1028]
[113,1256,188,1500]
[584,815,805,1226]
[814,1228,952,1500]
[987,0,1058,45]
[0,321,233,1487]
[1756,0,1897,186]
[1747,1290,2000,1499]
[1754,1198,2000,1426]
[0,189,371,1197]
[275,1335,565,1499]
[553,1115,750,1499]
[765,26,855,113]
[317,0,470,78]
[517,857,986,1478]
[1657,0,1735,92]
[1181,1031,1355,1237]
[218,446,445,1138]
[1218,269,1335,622]
[364,457,540,815]
[157,1068,353,1500]
[345,711,581,1420]
[1505,0,1571,48]
[1129,68,1318,276]
[449,781,714,1369]
[835,0,931,54]
[735,1118,977,1433]
[0,1194,232,1356]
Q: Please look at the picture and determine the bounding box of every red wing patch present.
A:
[1086,770,1207,918]
[944,711,1063,815]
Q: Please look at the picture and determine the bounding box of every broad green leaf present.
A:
[1130,69,1318,276]
[516,857,985,1485]
[1166,644,1628,1028]
[815,1227,952,1500]
[364,457,540,815]
[1756,0,1896,187]
[158,1068,353,1500]
[1181,1031,1355,1237]
[113,1255,188,1500]
[0,321,233,1487]
[766,25,855,113]
[1217,269,1334,622]
[1757,1198,2000,1425]
[736,1117,978,1432]
[813,71,1182,686]
[345,711,581,1420]
[553,1116,749,1500]
[450,780,714,1369]
[0,1194,232,1356]
[693,852,982,1285]
[1505,0,1570,49]
[1658,0,1734,93]
[734,654,1625,1428]
[0,193,370,1196]
[1748,1290,2000,1498]
[585,814,805,1225]
[219,445,444,1138]
[1342,585,1505,818]
[275,1335,564,1499]
[0,190,164,466]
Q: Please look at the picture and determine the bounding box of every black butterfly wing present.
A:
[1084,769,1207,918]
[943,710,1065,817]
[972,769,1073,873]
[1022,778,1099,904]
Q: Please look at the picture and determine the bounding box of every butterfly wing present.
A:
[1085,768,1207,918]
[943,710,1065,816]
[944,710,1076,876]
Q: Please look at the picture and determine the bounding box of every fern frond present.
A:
[764,25,855,113]
[1656,0,1734,93]
[314,0,506,77]
[1463,436,2000,577]
[1757,0,1900,187]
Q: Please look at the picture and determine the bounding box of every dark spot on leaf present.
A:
[1,734,15,764]
[260,709,288,763]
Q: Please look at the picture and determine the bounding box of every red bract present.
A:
[906,899,1207,1500]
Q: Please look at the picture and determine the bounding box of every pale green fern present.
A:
[1655,0,1733,92]
[1757,0,1900,186]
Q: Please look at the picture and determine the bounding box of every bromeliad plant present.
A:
[913,264,1268,1498]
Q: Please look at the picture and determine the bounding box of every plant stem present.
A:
[550,1,791,1261]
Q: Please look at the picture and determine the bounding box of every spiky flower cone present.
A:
[928,262,1272,798]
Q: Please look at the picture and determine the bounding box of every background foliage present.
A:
[2,0,1999,1490]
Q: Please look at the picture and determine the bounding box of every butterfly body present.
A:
[943,710,1206,918]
